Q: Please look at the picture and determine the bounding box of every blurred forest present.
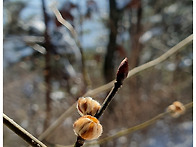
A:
[3,0,192,147]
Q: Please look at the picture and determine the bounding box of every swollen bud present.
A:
[167,101,186,118]
[73,115,103,140]
[77,97,101,116]
[116,58,129,83]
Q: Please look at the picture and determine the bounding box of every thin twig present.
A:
[3,113,47,147]
[50,4,77,39]
[50,3,91,89]
[38,103,76,141]
[37,34,192,140]
[55,101,193,147]
[87,113,167,146]
[74,81,122,147]
[74,136,85,147]
[74,58,129,147]
[4,36,45,43]
[29,44,46,54]
[95,58,128,119]
[85,102,193,146]
[85,34,193,97]
[94,81,122,119]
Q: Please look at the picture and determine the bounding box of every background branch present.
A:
[50,3,91,89]
[85,34,193,97]
[3,113,47,147]
[85,102,193,146]
[38,103,76,141]
[50,4,77,39]
[54,101,193,147]
[74,58,128,147]
[37,34,192,141]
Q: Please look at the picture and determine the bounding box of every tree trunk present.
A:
[103,0,119,83]
[41,0,52,130]
[129,1,143,104]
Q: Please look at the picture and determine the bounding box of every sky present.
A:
[18,0,109,49]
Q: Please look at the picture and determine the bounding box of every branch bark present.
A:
[3,113,47,147]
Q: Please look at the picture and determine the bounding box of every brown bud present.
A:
[73,115,103,140]
[116,58,129,83]
[167,101,185,118]
[77,97,101,116]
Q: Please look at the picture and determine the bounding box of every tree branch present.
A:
[74,58,128,147]
[37,103,76,141]
[37,34,192,141]
[85,34,193,97]
[3,113,47,147]
[54,101,192,147]
[85,102,193,146]
[50,3,91,89]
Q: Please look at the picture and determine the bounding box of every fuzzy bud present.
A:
[167,101,186,118]
[77,97,101,116]
[73,115,103,140]
[116,58,129,83]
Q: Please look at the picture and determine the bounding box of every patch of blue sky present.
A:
[14,0,110,49]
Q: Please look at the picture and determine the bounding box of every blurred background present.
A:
[3,0,192,147]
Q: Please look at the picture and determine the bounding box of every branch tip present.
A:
[116,57,129,83]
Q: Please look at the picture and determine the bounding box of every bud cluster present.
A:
[73,58,129,143]
[73,97,102,140]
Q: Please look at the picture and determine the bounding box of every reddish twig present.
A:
[74,58,129,147]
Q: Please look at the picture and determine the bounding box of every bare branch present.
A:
[50,2,91,89]
[50,3,77,39]
[95,58,129,119]
[38,34,192,140]
[37,103,76,141]
[54,101,192,147]
[29,44,46,54]
[4,36,45,44]
[74,58,129,147]
[85,102,193,146]
[3,113,47,147]
[85,34,193,97]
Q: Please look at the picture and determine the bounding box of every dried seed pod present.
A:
[167,101,186,118]
[73,115,103,140]
[77,97,101,116]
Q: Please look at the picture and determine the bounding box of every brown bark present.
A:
[129,1,143,104]
[103,0,120,83]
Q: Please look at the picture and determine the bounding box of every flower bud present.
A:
[77,97,101,116]
[167,101,185,118]
[73,115,103,140]
[116,58,129,83]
